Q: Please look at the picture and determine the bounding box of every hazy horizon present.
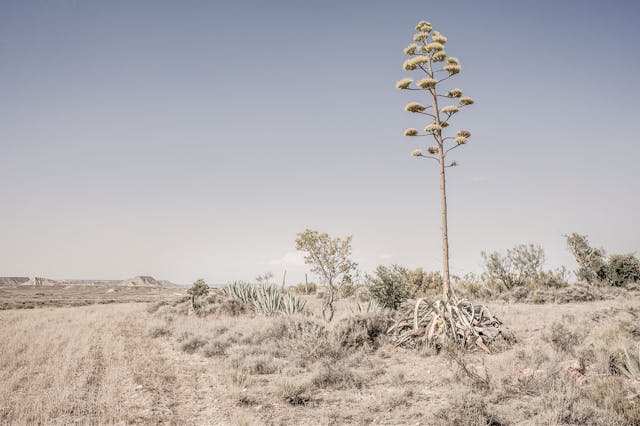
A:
[2,0,639,285]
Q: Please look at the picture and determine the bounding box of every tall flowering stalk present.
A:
[397,20,474,302]
[391,21,509,352]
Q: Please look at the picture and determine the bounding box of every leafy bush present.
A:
[606,254,640,287]
[482,244,566,290]
[366,265,412,309]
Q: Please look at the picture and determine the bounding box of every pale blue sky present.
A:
[1,1,639,284]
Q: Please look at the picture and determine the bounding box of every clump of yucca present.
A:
[223,281,306,315]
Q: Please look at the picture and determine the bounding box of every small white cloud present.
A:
[268,251,305,267]
[380,253,393,259]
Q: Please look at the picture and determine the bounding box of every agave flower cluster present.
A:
[397,20,473,161]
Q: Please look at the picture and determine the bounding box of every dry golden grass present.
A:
[1,287,640,425]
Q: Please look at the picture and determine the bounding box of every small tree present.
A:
[187,278,209,313]
[392,20,505,351]
[295,229,357,322]
[565,233,608,284]
[566,233,640,287]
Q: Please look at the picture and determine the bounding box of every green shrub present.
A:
[606,254,640,287]
[366,265,412,309]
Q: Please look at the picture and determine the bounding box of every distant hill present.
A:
[0,277,30,287]
[19,277,60,287]
[0,276,179,287]
[119,276,179,287]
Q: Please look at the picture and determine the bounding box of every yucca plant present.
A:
[223,282,306,316]
[617,345,640,381]
[252,285,283,315]
[352,301,382,314]
[282,293,307,316]
[223,281,256,304]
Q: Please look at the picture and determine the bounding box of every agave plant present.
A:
[281,293,307,316]
[222,282,306,316]
[617,345,640,381]
[352,301,382,314]
[388,295,512,352]
[223,281,256,304]
[252,285,283,315]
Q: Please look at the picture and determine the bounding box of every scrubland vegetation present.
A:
[3,274,639,425]
[2,230,639,425]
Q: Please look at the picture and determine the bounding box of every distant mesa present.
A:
[118,275,173,287]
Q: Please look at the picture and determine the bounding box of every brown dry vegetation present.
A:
[0,286,181,310]
[1,288,640,425]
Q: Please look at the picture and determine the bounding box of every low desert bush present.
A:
[434,391,502,426]
[279,380,312,406]
[180,336,207,353]
[311,361,363,389]
[294,281,317,295]
[202,339,229,357]
[333,311,393,350]
[214,298,249,316]
[239,354,280,375]
[147,323,171,338]
[366,265,412,309]
[546,320,582,353]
